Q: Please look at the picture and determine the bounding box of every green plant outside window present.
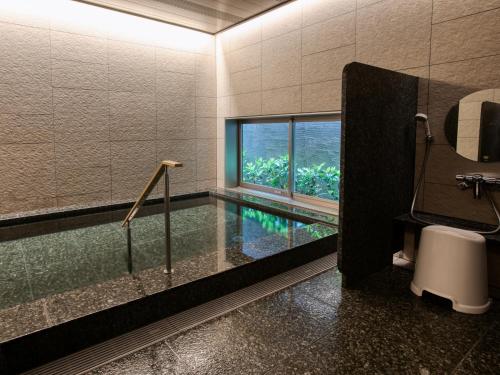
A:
[240,118,341,202]
[242,155,341,201]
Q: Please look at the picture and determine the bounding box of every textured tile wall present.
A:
[0,2,216,215]
[216,0,500,224]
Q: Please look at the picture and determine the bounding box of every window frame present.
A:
[237,113,341,208]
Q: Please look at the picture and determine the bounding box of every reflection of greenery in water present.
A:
[242,153,341,201]
[240,208,335,241]
[303,224,336,239]
[241,207,295,237]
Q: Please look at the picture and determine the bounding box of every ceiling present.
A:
[76,0,293,34]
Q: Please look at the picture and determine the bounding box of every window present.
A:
[293,119,341,201]
[241,121,289,191]
[239,115,341,203]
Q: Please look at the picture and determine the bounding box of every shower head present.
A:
[415,113,428,122]
[415,113,433,141]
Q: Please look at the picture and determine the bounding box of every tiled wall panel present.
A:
[302,12,355,56]
[431,8,500,64]
[356,0,432,70]
[262,30,302,90]
[432,0,500,23]
[0,3,216,215]
[262,86,301,115]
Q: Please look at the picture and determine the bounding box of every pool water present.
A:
[0,196,335,312]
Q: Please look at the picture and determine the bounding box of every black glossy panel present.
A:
[339,62,418,285]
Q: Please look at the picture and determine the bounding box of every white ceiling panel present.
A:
[76,0,292,34]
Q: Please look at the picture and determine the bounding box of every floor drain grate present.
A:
[24,254,337,375]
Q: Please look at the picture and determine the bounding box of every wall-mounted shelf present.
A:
[394,212,500,245]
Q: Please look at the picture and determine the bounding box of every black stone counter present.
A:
[394,212,500,247]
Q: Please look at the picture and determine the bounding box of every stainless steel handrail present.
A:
[122,160,183,274]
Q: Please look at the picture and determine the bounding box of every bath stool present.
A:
[410,225,491,314]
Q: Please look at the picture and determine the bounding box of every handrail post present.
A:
[126,222,132,274]
[164,165,173,274]
[122,160,182,275]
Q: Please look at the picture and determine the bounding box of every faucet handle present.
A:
[483,177,500,186]
[455,174,483,199]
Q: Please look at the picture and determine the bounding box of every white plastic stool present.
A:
[410,225,491,314]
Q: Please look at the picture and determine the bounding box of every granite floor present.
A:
[88,264,500,375]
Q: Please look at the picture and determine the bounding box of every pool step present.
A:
[23,254,336,375]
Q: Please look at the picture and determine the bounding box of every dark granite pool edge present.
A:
[0,190,336,233]
[0,234,337,374]
[211,190,335,227]
[0,192,210,228]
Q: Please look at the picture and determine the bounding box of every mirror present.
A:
[445,89,500,163]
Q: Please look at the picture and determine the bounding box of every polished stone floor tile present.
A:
[453,322,500,374]
[87,347,156,375]
[150,341,198,374]
[292,268,357,310]
[165,311,278,375]
[238,287,338,328]
[0,299,49,343]
[265,321,439,374]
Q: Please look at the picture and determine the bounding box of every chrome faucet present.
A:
[456,174,500,199]
[453,174,500,234]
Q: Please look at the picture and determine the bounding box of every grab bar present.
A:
[122,160,183,274]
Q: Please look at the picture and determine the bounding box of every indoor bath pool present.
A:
[0,192,336,346]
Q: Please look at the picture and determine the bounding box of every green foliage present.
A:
[242,154,341,201]
[295,163,324,197]
[242,154,289,190]
[319,165,341,200]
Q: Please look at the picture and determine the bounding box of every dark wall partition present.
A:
[338,62,418,287]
